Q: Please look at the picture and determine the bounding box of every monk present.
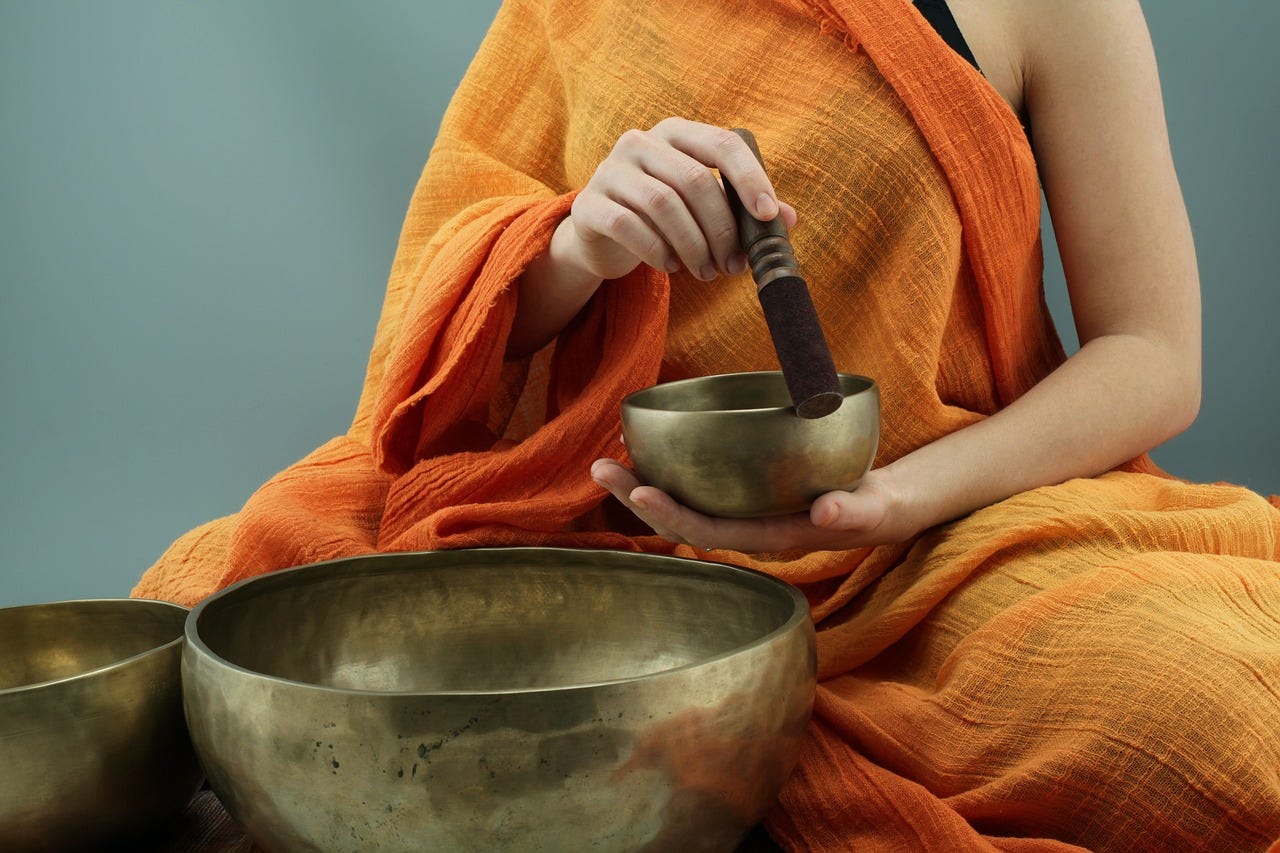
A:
[136,0,1280,849]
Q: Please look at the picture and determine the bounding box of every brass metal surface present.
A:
[622,371,880,517]
[183,548,816,852]
[0,598,202,851]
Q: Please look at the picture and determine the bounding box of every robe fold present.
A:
[134,0,1280,848]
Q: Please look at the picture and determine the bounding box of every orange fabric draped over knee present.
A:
[134,0,1280,849]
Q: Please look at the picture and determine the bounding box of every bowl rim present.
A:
[185,547,813,698]
[621,370,877,414]
[0,597,189,697]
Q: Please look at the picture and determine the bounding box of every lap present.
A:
[796,474,1280,850]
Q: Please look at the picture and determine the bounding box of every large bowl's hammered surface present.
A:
[184,548,816,852]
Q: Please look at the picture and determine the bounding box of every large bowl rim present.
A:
[185,547,812,698]
[621,370,877,415]
[0,597,188,697]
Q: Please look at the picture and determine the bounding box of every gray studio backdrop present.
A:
[2,2,1277,607]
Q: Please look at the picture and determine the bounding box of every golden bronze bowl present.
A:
[0,598,202,850]
[183,548,816,852]
[622,371,880,517]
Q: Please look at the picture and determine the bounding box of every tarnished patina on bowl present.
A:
[622,371,880,518]
[0,598,202,851]
[183,548,816,852]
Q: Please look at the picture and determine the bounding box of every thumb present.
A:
[810,489,885,532]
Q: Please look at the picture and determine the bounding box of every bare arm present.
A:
[879,0,1200,531]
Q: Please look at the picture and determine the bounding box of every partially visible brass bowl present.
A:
[183,548,816,852]
[0,598,202,850]
[622,371,880,518]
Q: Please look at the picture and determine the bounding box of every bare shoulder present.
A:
[955,1,1194,358]
[944,0,1157,126]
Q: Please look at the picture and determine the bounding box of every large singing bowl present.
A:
[622,371,880,518]
[183,548,816,852]
[0,598,202,850]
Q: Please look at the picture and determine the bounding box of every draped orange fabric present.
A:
[134,0,1280,848]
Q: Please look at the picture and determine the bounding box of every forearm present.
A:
[883,332,1200,533]
[506,216,604,358]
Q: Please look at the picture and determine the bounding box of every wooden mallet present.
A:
[722,128,842,419]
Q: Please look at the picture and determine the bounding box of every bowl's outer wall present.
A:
[183,556,817,853]
[623,374,880,518]
[0,637,204,850]
[185,626,814,852]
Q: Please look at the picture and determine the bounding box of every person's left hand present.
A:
[590,458,914,553]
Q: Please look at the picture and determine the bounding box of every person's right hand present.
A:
[508,119,800,357]
[565,117,798,282]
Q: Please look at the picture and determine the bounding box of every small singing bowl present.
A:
[621,371,880,518]
[183,548,816,852]
[0,598,202,851]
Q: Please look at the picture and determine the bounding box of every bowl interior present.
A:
[623,371,875,414]
[0,599,186,692]
[194,550,802,694]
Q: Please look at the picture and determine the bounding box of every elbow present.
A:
[1167,381,1200,440]
[1160,352,1201,441]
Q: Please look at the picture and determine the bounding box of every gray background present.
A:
[2,2,1277,607]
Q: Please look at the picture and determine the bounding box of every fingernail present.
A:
[728,252,748,275]
[698,263,717,281]
[665,258,681,274]
[756,193,778,219]
[816,502,839,528]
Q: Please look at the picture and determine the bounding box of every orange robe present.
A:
[135,0,1280,848]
